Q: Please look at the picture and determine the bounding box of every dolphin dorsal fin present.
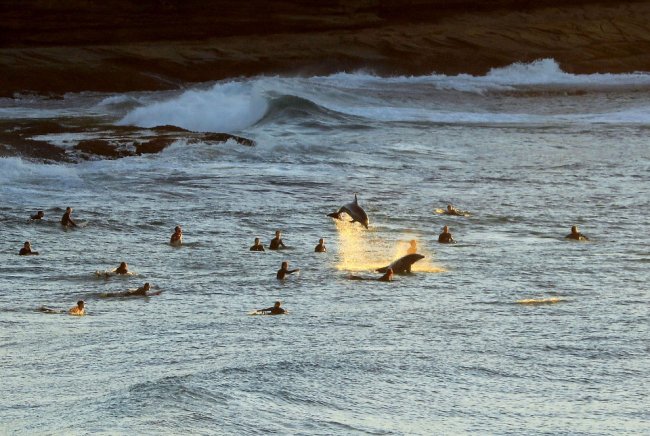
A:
[354,193,358,204]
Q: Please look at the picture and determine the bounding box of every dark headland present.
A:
[2,0,650,97]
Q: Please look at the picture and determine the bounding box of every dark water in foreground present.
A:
[1,60,649,434]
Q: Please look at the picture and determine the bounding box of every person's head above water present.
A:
[571,225,579,234]
[24,241,31,248]
[77,300,84,309]
[66,207,72,213]
[410,240,416,247]
[143,283,150,291]
[319,238,324,244]
[275,230,281,238]
[36,211,44,217]
[254,237,260,244]
[447,204,453,211]
[274,301,282,308]
[442,225,449,233]
[281,261,288,269]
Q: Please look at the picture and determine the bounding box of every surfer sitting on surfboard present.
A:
[438,225,456,244]
[314,238,326,253]
[256,301,286,315]
[30,210,44,220]
[269,230,286,250]
[19,241,39,256]
[170,226,183,245]
[277,261,299,280]
[250,237,265,251]
[61,207,77,227]
[68,300,85,316]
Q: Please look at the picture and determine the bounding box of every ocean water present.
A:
[1,59,649,435]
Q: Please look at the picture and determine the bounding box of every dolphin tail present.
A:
[327,212,342,220]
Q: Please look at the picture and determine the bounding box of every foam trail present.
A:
[118,81,268,132]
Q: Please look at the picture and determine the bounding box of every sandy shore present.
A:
[2,1,650,96]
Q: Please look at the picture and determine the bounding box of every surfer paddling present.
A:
[19,241,39,256]
[102,282,158,297]
[114,262,129,275]
[61,207,77,227]
[30,210,44,220]
[255,301,286,315]
[277,261,299,280]
[565,225,589,241]
[348,268,394,282]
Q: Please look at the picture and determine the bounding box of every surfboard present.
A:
[435,208,470,216]
[516,297,564,305]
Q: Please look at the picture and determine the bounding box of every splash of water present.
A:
[334,219,445,273]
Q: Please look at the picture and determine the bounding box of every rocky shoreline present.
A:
[2,1,650,97]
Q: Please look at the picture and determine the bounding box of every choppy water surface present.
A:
[1,60,649,435]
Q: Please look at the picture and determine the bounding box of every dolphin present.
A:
[376,254,424,274]
[327,194,369,229]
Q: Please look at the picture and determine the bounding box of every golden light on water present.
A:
[334,219,445,273]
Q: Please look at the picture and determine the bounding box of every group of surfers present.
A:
[19,202,590,316]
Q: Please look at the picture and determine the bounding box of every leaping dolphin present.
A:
[376,254,424,274]
[327,194,369,229]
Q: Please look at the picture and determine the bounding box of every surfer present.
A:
[314,238,326,253]
[101,283,158,297]
[68,300,85,316]
[438,225,456,244]
[114,262,129,275]
[406,240,417,254]
[61,207,77,227]
[19,241,39,256]
[348,268,394,281]
[277,261,299,280]
[445,204,462,216]
[566,225,589,241]
[269,230,286,250]
[170,226,183,245]
[30,210,44,220]
[256,301,286,315]
[250,237,265,251]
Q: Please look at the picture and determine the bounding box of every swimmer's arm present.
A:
[288,269,300,274]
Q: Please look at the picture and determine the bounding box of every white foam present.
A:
[0,157,82,186]
[118,81,269,133]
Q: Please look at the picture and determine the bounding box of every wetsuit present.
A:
[438,232,455,243]
[259,306,286,315]
[115,265,128,274]
[250,243,265,252]
[19,247,38,255]
[314,243,326,253]
[277,267,298,280]
[566,232,589,241]
[61,211,76,227]
[269,237,285,250]
[170,233,182,245]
